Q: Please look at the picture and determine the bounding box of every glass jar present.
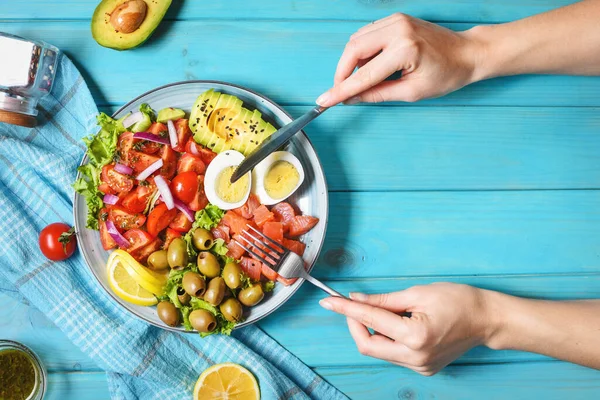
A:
[0,340,47,400]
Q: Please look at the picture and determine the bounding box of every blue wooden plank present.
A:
[0,0,577,23]
[1,21,599,107]
[46,372,110,400]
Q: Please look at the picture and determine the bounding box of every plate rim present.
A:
[73,80,329,333]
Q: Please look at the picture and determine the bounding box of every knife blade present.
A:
[230,105,328,183]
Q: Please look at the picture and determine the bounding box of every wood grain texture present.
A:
[1,0,576,23]
[46,372,110,400]
[1,21,599,107]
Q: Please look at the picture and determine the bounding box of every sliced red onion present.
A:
[136,159,163,181]
[154,175,174,210]
[133,132,170,145]
[106,220,130,249]
[114,163,133,175]
[167,120,178,148]
[188,142,200,156]
[174,199,194,222]
[122,111,144,129]
[103,193,119,205]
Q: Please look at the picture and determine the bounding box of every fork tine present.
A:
[232,239,277,267]
[237,234,280,261]
[246,224,292,253]
[242,229,283,255]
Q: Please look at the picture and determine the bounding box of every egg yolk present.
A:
[216,166,249,203]
[264,161,300,200]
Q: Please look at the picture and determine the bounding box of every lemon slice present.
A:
[107,250,167,296]
[194,363,260,400]
[107,258,158,306]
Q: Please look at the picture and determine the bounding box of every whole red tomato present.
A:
[39,223,77,261]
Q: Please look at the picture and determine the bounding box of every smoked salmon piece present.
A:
[253,205,275,228]
[271,202,295,232]
[288,215,319,237]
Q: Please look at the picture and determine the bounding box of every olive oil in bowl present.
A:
[0,341,46,400]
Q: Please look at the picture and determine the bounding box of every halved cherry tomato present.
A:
[121,181,157,213]
[177,153,206,175]
[117,132,134,164]
[169,211,193,233]
[99,217,117,251]
[131,238,163,263]
[159,145,177,180]
[185,139,217,165]
[173,119,192,152]
[188,175,209,211]
[128,151,161,175]
[146,203,178,237]
[148,122,167,135]
[134,134,162,155]
[163,228,182,250]
[101,164,134,193]
[170,171,198,204]
[108,206,147,230]
[123,229,153,253]
[98,183,116,195]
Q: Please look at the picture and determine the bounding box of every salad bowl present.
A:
[73,81,329,332]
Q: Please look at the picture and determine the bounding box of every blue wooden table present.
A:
[3,1,600,398]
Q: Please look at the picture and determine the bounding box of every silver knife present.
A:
[230,105,328,183]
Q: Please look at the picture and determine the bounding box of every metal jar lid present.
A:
[0,32,61,127]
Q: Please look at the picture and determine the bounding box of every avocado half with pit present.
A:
[92,0,172,50]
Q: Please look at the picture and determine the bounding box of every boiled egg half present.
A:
[252,151,305,205]
[204,150,251,210]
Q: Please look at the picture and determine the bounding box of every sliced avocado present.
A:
[130,112,151,132]
[190,90,279,156]
[91,0,172,51]
[157,107,185,123]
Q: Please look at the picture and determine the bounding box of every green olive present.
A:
[189,309,217,333]
[168,238,188,270]
[157,301,180,327]
[197,251,220,278]
[192,228,214,251]
[220,298,243,322]
[177,287,190,305]
[182,272,206,298]
[147,250,169,270]
[238,284,264,307]
[222,262,242,289]
[204,277,226,306]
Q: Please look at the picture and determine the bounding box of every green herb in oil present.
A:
[0,349,36,400]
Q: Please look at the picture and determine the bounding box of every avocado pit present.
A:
[110,0,147,34]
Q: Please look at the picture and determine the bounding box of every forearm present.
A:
[465,0,600,80]
[483,289,600,369]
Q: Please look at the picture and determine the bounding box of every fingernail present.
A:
[349,292,367,301]
[316,92,330,106]
[319,299,333,310]
[343,96,361,105]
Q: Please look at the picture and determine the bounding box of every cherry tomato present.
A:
[108,206,147,230]
[99,218,117,251]
[128,151,161,175]
[163,228,182,250]
[159,145,177,180]
[148,122,167,135]
[173,119,192,152]
[101,164,134,193]
[123,229,154,253]
[147,203,178,237]
[98,183,116,195]
[189,175,209,211]
[169,211,193,233]
[185,139,217,165]
[117,132,135,164]
[131,238,163,263]
[177,153,206,175]
[170,171,199,204]
[39,223,77,261]
[121,181,157,213]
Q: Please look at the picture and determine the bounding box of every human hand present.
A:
[319,283,495,375]
[316,13,483,106]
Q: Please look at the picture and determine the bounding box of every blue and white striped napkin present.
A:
[0,53,347,400]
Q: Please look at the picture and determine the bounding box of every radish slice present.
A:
[155,175,174,210]
[167,120,178,148]
[136,159,163,181]
[114,163,133,175]
[106,220,130,248]
[133,132,170,145]
[174,199,194,222]
[122,112,143,129]
[103,193,119,205]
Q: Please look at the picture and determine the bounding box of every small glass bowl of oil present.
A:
[0,340,46,400]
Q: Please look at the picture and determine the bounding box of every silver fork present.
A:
[233,225,347,298]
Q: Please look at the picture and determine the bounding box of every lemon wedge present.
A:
[194,363,260,400]
[107,250,167,296]
[107,258,158,306]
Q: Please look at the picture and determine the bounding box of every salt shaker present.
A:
[0,32,61,127]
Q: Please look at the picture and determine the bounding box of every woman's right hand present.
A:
[316,13,485,106]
